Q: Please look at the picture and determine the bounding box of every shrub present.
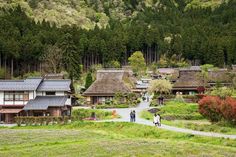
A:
[210,87,233,99]
[221,97,236,124]
[14,116,70,126]
[15,117,22,126]
[199,96,236,124]
[72,109,113,120]
[198,96,222,122]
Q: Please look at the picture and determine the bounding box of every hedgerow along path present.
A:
[101,101,236,139]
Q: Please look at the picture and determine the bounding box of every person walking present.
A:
[130,110,133,122]
[157,114,161,126]
[132,110,136,122]
[153,113,161,127]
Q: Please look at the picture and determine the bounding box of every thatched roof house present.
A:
[83,69,133,104]
[172,66,203,94]
[172,66,232,94]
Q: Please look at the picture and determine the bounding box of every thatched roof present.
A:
[173,70,203,89]
[173,68,231,89]
[83,70,132,96]
[208,69,231,83]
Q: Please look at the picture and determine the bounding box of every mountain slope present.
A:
[0,0,226,29]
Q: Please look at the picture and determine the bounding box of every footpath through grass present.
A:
[0,122,236,157]
[141,101,236,135]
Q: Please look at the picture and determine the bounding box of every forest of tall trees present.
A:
[0,0,236,79]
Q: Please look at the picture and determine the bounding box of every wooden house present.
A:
[83,70,133,105]
[0,78,71,123]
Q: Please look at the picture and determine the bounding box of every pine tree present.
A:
[60,33,81,80]
[85,72,93,89]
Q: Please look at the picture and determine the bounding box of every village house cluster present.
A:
[0,76,71,123]
[83,65,236,105]
[1,65,236,124]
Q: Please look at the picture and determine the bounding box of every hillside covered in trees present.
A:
[0,0,235,78]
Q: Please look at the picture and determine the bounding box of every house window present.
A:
[15,92,24,101]
[45,91,56,96]
[4,92,14,101]
[4,91,29,101]
[23,92,29,101]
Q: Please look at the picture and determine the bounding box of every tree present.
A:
[0,68,6,79]
[148,79,172,95]
[60,33,81,80]
[210,87,233,99]
[85,72,93,89]
[200,64,214,89]
[42,44,63,73]
[128,51,146,77]
[149,62,158,74]
[105,60,121,68]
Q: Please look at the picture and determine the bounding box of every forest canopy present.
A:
[0,0,235,78]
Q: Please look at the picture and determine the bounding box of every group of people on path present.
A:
[129,110,161,127]
[129,94,161,127]
[130,110,136,122]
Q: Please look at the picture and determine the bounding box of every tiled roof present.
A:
[0,78,42,91]
[37,79,71,91]
[0,78,71,91]
[23,96,68,110]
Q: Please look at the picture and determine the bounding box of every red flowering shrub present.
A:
[221,97,236,124]
[199,96,236,124]
[198,96,222,122]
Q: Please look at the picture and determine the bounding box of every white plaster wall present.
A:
[0,92,3,105]
[4,101,16,105]
[56,91,65,96]
[66,98,71,105]
[14,101,27,105]
[29,91,35,100]
[36,91,65,96]
[36,91,43,96]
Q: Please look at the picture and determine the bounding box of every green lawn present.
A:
[163,120,236,135]
[158,101,203,120]
[72,108,119,120]
[141,101,236,135]
[0,122,236,157]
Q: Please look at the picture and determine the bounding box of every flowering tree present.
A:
[148,79,172,95]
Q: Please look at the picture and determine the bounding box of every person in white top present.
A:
[153,113,161,127]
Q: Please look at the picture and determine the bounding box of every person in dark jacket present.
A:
[132,110,136,122]
[130,110,133,122]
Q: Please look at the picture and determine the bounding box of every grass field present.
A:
[158,101,203,120]
[0,122,236,157]
[141,101,236,135]
[72,108,118,120]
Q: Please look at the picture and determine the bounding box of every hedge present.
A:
[72,109,113,120]
[15,116,70,126]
